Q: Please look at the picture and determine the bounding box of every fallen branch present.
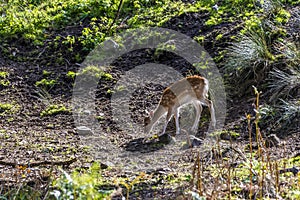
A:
[0,157,77,167]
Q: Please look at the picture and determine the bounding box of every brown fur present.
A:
[160,75,206,108]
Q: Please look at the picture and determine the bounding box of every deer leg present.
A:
[174,107,181,134]
[191,101,203,132]
[162,107,173,135]
[204,98,216,129]
[144,105,167,134]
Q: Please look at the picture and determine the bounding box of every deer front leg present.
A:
[174,107,180,134]
[161,107,173,135]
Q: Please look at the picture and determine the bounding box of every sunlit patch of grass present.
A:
[225,0,294,96]
[78,65,113,80]
[40,104,70,117]
[225,26,275,90]
[0,102,20,115]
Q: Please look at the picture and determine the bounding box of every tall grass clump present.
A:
[226,27,275,87]
[225,0,299,132]
[225,0,292,95]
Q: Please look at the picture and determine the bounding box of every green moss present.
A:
[0,71,9,78]
[80,66,113,81]
[216,34,223,40]
[0,71,10,86]
[40,104,70,117]
[0,102,20,115]
[0,103,13,112]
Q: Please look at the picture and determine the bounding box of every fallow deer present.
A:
[144,75,216,136]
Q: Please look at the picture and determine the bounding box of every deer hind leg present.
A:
[204,98,216,129]
[191,101,203,132]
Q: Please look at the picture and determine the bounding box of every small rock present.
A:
[265,134,281,147]
[190,135,203,147]
[76,126,93,136]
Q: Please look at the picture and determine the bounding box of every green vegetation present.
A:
[1,185,43,200]
[224,0,299,133]
[66,71,77,79]
[51,163,112,199]
[0,71,9,78]
[0,102,19,115]
[35,78,57,88]
[0,103,13,113]
[0,0,206,53]
[0,71,10,86]
[42,70,51,76]
[40,104,70,117]
[0,0,119,44]
[79,65,113,80]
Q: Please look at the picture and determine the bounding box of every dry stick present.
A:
[0,157,77,167]
[211,145,221,198]
[275,162,280,199]
[258,129,267,198]
[247,113,253,199]
[227,136,234,200]
[197,153,202,195]
[254,86,264,198]
[190,154,197,189]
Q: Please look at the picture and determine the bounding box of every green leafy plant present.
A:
[35,78,57,88]
[51,162,112,199]
[66,71,77,80]
[115,172,147,200]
